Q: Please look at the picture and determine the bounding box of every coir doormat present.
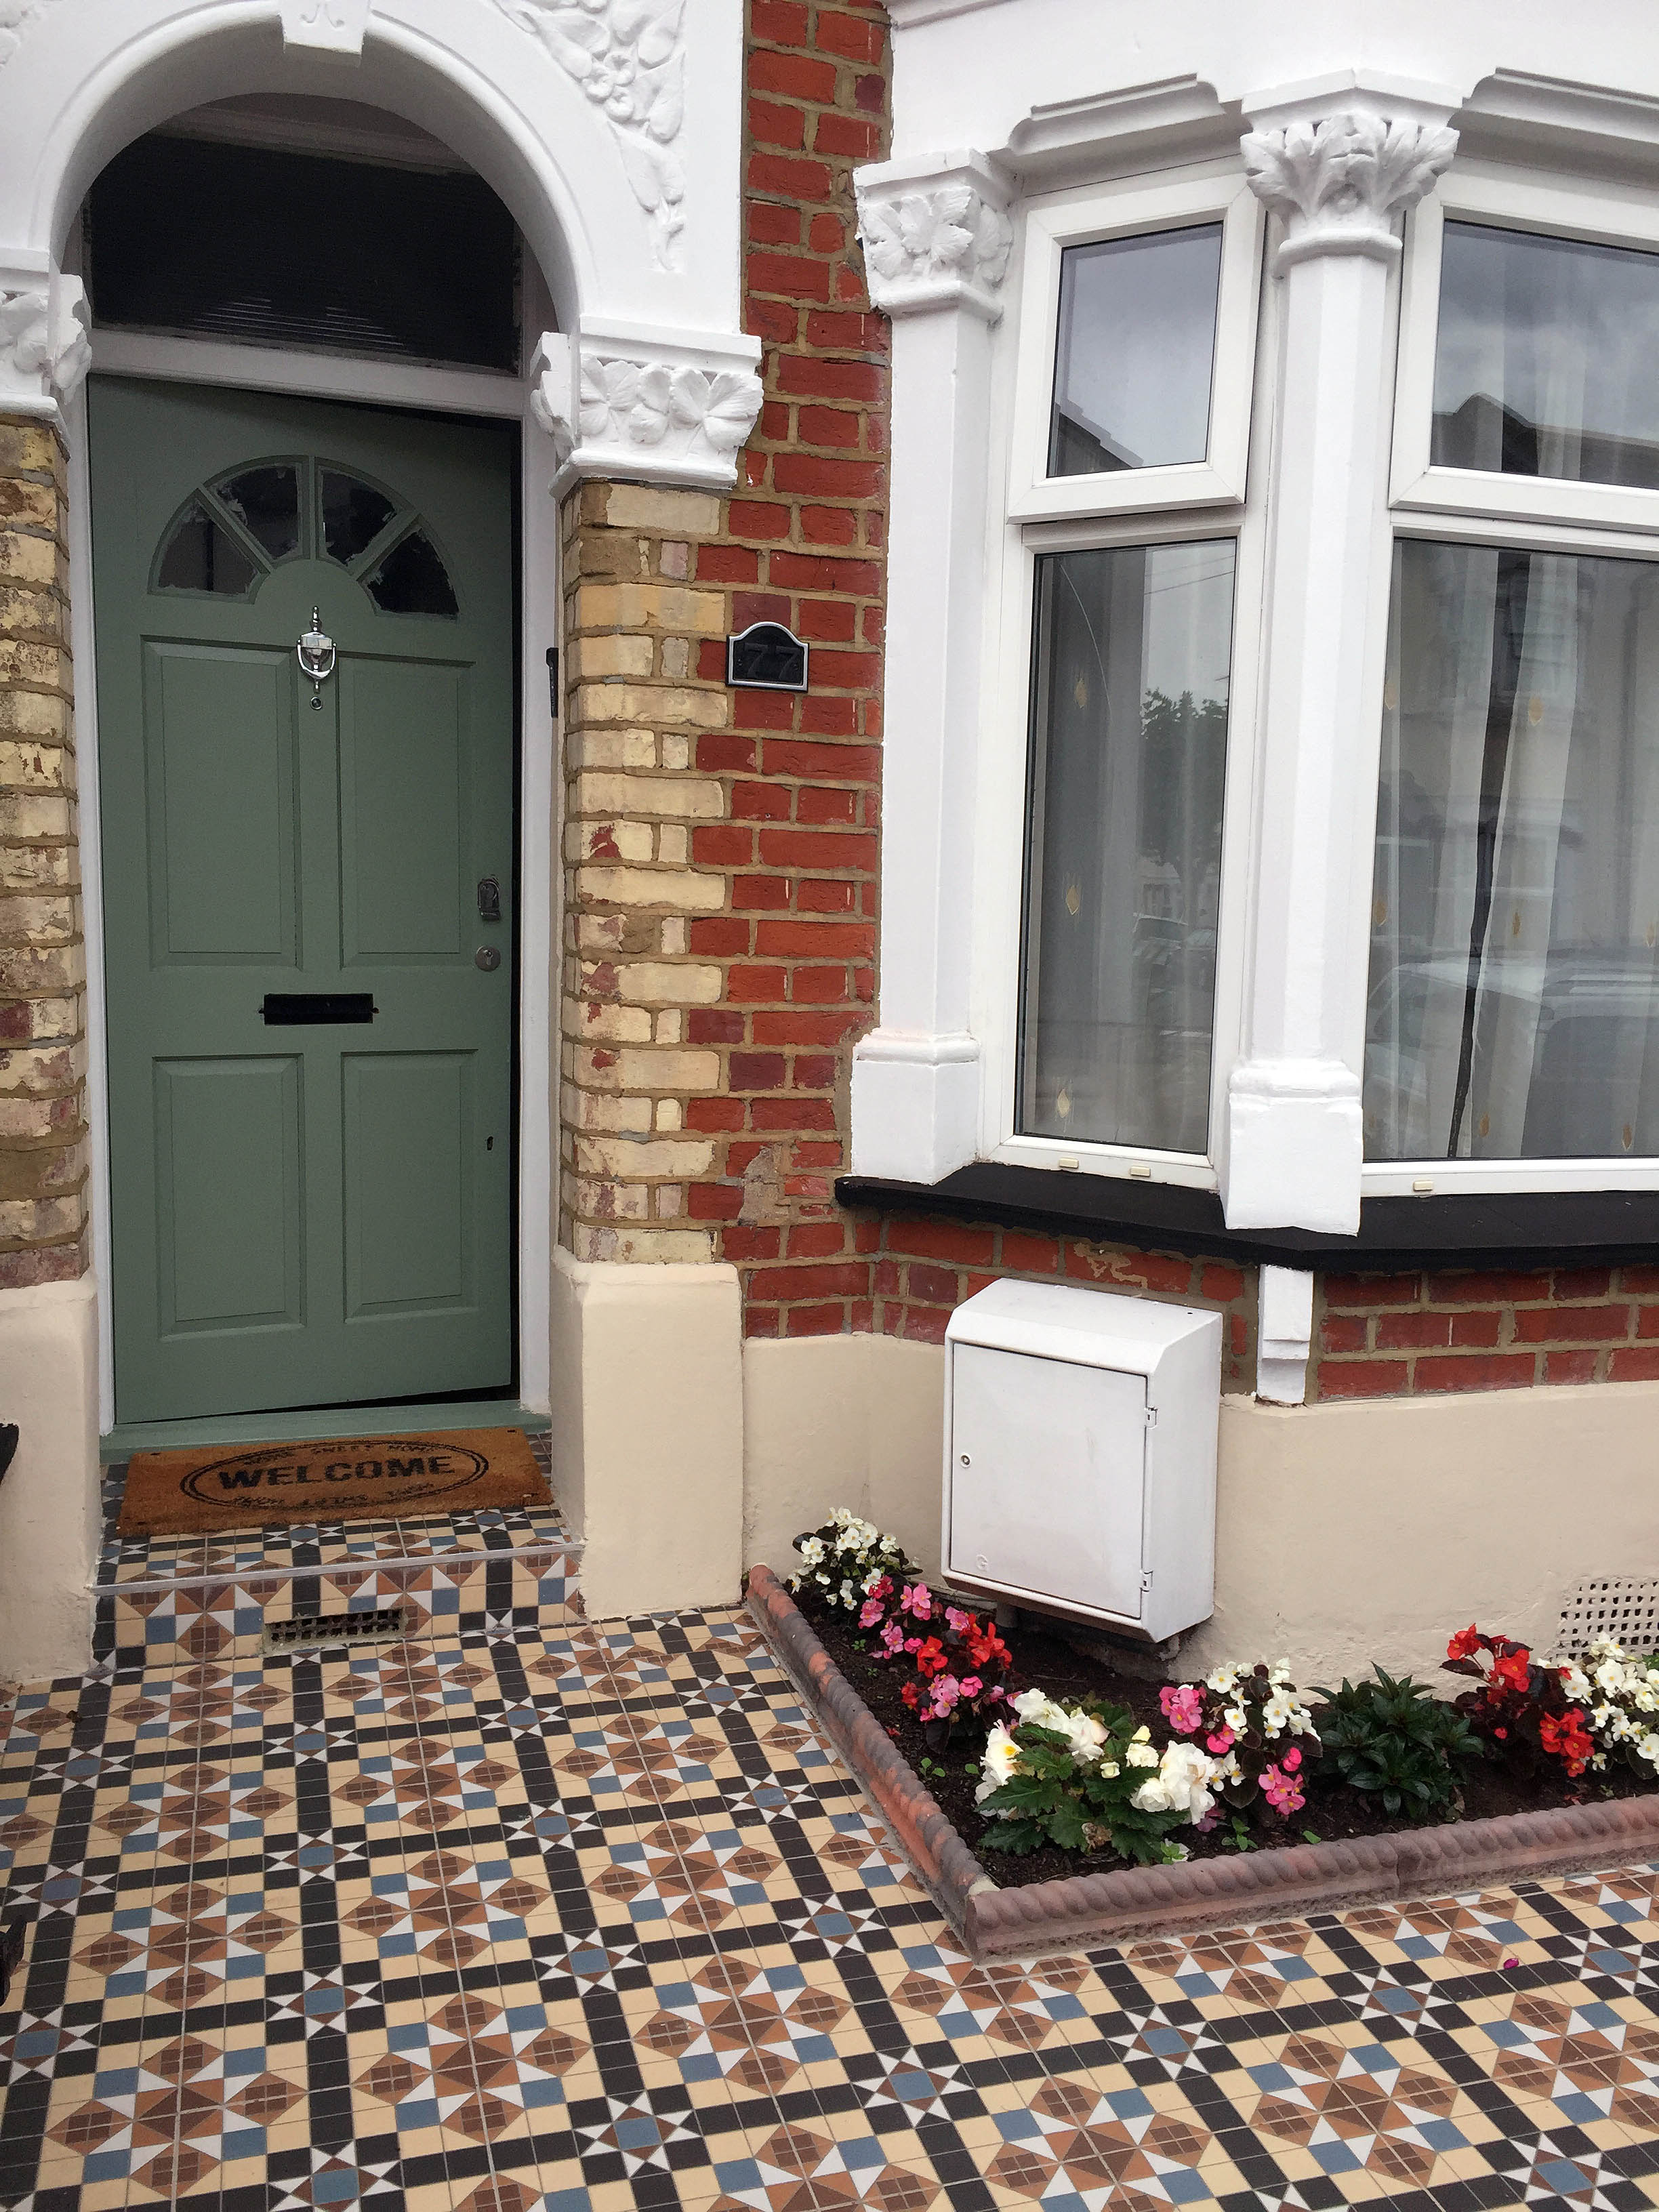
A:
[117,1428,548,1538]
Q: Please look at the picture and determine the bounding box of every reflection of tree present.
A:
[1139,687,1227,869]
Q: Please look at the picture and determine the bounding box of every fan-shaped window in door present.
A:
[152,457,460,615]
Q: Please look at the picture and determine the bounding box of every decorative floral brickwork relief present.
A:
[0,415,87,1287]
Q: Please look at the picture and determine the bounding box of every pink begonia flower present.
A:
[960,1675,983,1698]
[1281,1746,1302,1771]
[859,1597,886,1629]
[946,1607,972,1635]
[899,1584,933,1620]
[880,1620,904,1654]
[904,1637,922,1655]
[931,1677,962,1712]
[1261,1763,1305,1815]
[1160,1684,1204,1736]
[1206,1728,1235,1756]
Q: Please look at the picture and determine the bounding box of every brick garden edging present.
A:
[745,1564,1659,1961]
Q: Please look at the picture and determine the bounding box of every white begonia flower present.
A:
[1206,1664,1241,1694]
[1063,1711,1109,1760]
[1268,1661,1292,1685]
[1224,1705,1247,1734]
[975,1724,1021,1805]
[1637,1732,1659,1768]
[1131,1742,1220,1823]
[799,1536,825,1564]
[1262,1691,1300,1735]
[1099,1760,1120,1780]
[1561,1666,1593,1704]
[1010,1689,1074,1736]
[1595,1658,1626,1694]
[1124,1742,1160,1768]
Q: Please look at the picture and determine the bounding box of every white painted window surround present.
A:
[854,51,1659,1236]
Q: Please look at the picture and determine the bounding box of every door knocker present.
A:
[297,608,337,710]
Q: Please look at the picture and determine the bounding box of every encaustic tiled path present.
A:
[4,1482,1659,2211]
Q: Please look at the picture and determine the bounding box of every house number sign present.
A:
[726,621,808,692]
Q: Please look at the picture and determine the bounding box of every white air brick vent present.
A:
[1555,1577,1659,1661]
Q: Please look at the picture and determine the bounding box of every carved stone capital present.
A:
[855,152,1014,321]
[495,0,688,269]
[0,273,89,414]
[531,327,763,495]
[1241,110,1457,270]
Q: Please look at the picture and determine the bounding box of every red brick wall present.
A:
[1311,1267,1659,1399]
[680,0,890,1305]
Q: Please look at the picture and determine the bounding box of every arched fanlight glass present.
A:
[151,458,460,616]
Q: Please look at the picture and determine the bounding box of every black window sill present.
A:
[834,1163,1659,1273]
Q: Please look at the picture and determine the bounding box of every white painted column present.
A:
[1222,100,1456,1233]
[849,151,1012,1184]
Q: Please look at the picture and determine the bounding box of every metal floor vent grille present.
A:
[1556,1578,1659,1660]
[264,1607,410,1656]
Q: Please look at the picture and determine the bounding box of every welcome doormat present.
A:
[117,1428,549,1538]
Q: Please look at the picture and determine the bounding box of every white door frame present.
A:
[69,308,560,1433]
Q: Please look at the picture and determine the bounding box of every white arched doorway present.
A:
[0,0,758,1674]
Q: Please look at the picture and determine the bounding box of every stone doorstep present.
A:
[745,1563,1659,1964]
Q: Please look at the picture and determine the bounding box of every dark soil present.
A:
[791,1583,1655,1890]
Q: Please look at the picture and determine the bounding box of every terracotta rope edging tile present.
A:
[745,1564,1659,1961]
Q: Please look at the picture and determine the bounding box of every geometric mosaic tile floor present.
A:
[5,1551,1659,2207]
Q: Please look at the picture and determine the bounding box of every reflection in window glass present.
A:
[1019,541,1235,1153]
[365,529,459,617]
[213,465,300,562]
[1048,225,1223,476]
[155,501,258,595]
[1367,539,1659,1161]
[321,471,397,565]
[1433,222,1659,490]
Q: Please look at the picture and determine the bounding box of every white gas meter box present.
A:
[943,1279,1220,1642]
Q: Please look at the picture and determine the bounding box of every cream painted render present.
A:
[739,1331,1658,1688]
[0,1277,98,1690]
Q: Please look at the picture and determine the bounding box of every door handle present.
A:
[477,876,501,922]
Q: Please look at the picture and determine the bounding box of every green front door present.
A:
[91,379,517,1423]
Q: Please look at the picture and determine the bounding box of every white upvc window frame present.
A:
[975,162,1269,1194]
[1008,169,1265,525]
[1367,153,1659,1199]
[1391,161,1659,538]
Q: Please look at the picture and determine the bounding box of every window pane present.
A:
[365,530,458,617]
[155,501,258,596]
[214,464,300,562]
[1019,541,1234,1153]
[321,471,397,566]
[1048,226,1222,477]
[1366,539,1659,1160]
[1433,222,1659,490]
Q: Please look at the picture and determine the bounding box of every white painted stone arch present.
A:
[0,0,761,453]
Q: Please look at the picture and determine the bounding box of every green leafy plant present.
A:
[1311,1668,1485,1822]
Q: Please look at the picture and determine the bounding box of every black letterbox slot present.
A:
[262,994,377,1025]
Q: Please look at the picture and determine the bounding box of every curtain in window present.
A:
[1366,537,1659,1160]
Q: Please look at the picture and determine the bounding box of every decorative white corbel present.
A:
[1241,109,1456,270]
[1256,1265,1314,1405]
[856,150,1014,321]
[1221,87,1458,1234]
[0,266,89,417]
[279,0,371,57]
[529,324,762,496]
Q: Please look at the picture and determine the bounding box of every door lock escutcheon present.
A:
[475,946,501,972]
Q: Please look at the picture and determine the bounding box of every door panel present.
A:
[94,378,516,1422]
[342,1052,472,1315]
[340,659,466,962]
[154,1057,304,1332]
[146,641,297,962]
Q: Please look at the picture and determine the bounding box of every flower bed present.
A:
[749,1511,1659,1957]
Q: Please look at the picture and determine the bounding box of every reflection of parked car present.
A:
[1367,949,1659,1155]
